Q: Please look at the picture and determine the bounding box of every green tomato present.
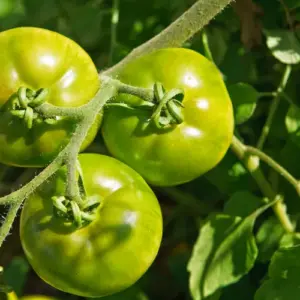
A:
[0,27,100,167]
[102,48,234,186]
[20,154,163,298]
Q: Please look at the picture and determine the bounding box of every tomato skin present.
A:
[0,27,100,167]
[102,48,234,186]
[20,154,163,298]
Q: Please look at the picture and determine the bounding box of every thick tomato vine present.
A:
[102,48,234,186]
[20,153,163,298]
[0,27,100,167]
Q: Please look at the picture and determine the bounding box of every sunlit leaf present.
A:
[265,30,300,64]
[228,83,258,124]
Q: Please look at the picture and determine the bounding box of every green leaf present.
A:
[224,191,265,218]
[269,245,300,278]
[228,83,259,124]
[255,278,300,300]
[3,257,29,296]
[255,245,300,300]
[188,202,273,300]
[205,152,250,195]
[220,43,258,84]
[280,232,300,248]
[265,30,300,64]
[256,217,285,262]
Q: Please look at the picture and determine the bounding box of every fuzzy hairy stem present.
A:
[103,0,235,76]
[0,82,118,243]
[256,65,292,149]
[0,202,22,247]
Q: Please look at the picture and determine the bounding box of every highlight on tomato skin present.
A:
[0,27,100,168]
[102,48,234,187]
[20,153,163,298]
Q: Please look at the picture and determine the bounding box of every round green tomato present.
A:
[20,154,162,298]
[102,48,234,186]
[0,27,100,167]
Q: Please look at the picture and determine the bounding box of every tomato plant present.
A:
[20,153,163,298]
[102,48,234,186]
[0,27,100,167]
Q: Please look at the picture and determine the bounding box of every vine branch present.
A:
[245,146,300,196]
[231,135,294,233]
[256,65,292,149]
[103,0,235,76]
[0,80,118,244]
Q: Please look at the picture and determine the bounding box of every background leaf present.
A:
[256,217,285,262]
[224,191,265,217]
[188,213,258,300]
[265,30,300,64]
[255,245,300,300]
[228,83,259,124]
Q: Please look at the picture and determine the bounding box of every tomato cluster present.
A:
[0,27,234,297]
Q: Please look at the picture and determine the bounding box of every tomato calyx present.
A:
[0,87,57,129]
[52,195,101,228]
[105,81,184,129]
[149,82,184,129]
[51,159,102,229]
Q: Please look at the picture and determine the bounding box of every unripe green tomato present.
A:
[20,154,163,298]
[0,27,100,167]
[102,48,234,186]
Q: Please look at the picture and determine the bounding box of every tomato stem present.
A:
[103,0,235,76]
[0,80,118,241]
[256,65,292,149]
[231,135,295,233]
